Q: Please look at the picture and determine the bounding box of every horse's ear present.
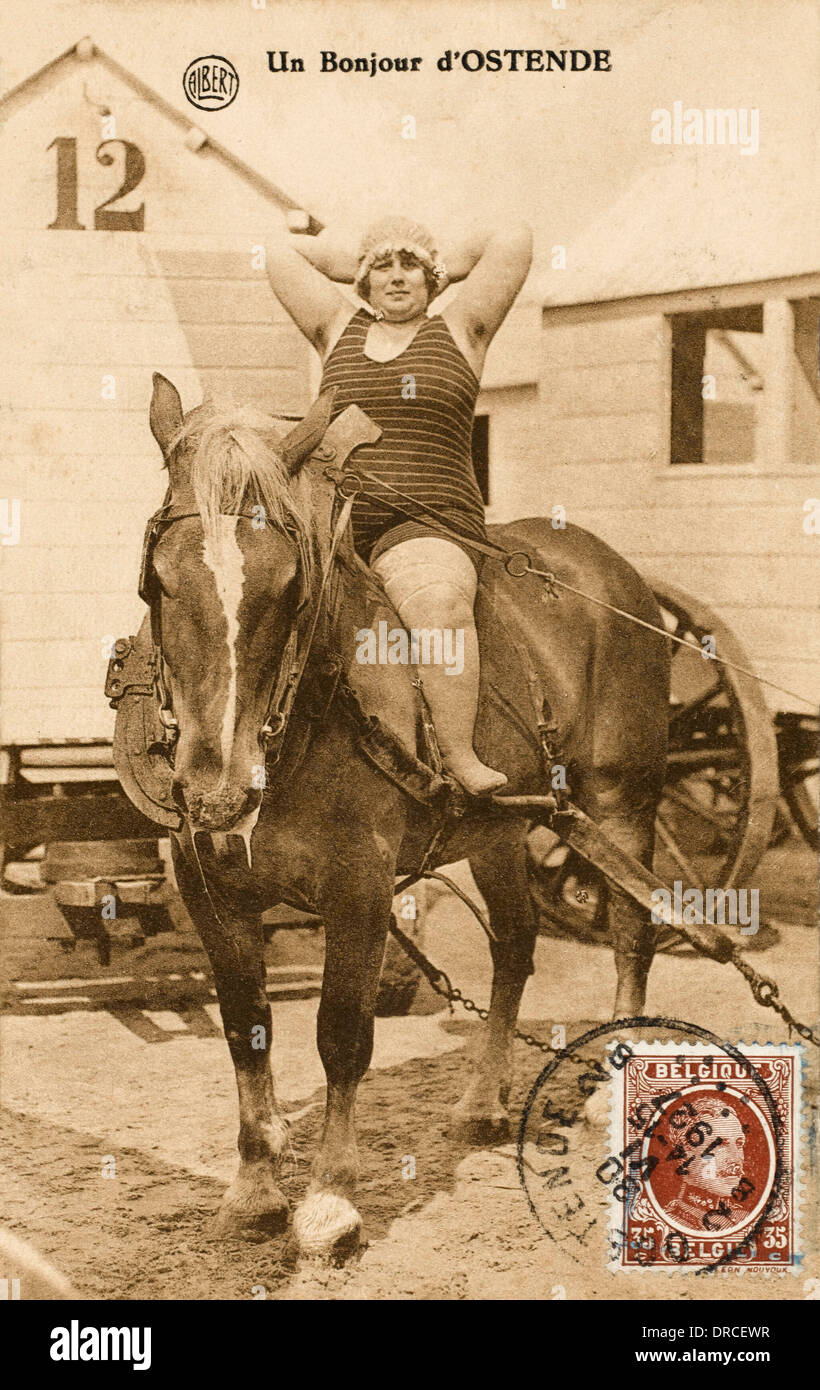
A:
[150,373,184,458]
[279,387,337,475]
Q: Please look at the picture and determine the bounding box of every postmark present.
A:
[516,1018,803,1277]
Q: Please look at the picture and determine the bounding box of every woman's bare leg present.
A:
[372,539,507,795]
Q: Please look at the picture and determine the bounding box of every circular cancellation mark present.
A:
[516,1017,798,1276]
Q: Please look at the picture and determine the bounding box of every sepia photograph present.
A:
[0,0,817,1335]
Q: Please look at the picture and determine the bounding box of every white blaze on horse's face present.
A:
[200,515,245,779]
[162,516,300,843]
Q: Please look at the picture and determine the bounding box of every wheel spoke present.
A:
[655,813,705,884]
[661,783,738,832]
[666,748,742,769]
[651,579,779,890]
[785,761,819,786]
[667,684,724,727]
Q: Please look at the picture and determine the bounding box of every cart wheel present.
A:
[527,583,779,952]
[776,712,819,851]
[648,580,779,890]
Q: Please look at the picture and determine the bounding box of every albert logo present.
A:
[183,55,239,111]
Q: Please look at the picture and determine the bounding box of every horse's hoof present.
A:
[215,1167,290,1239]
[450,1106,512,1146]
[292,1192,362,1263]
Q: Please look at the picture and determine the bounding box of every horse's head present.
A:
[147,373,327,838]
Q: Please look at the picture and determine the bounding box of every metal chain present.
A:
[401,927,819,1053]
[388,916,555,1055]
[388,898,819,1053]
[729,950,820,1045]
[427,965,557,1057]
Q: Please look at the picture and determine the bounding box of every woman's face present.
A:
[367,251,429,322]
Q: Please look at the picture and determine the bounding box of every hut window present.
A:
[471,413,490,503]
[669,305,764,464]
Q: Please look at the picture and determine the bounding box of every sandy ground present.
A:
[1,838,817,1301]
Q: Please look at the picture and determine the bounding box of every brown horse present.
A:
[143,372,669,1259]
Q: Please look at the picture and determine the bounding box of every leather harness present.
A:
[107,403,464,831]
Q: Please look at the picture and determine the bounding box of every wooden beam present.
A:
[0,38,324,233]
[543,273,820,325]
[762,298,794,474]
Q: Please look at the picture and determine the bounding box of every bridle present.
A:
[137,492,355,767]
[135,395,386,785]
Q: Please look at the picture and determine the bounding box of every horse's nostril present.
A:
[178,787,256,831]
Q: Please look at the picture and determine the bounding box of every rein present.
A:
[258,493,355,760]
[333,466,817,711]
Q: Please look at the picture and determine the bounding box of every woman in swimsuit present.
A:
[265,214,532,794]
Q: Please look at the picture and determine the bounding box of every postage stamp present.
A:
[607,1042,803,1274]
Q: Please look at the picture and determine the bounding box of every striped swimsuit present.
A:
[319,308,488,569]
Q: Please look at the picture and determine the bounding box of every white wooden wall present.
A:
[536,306,820,712]
[0,58,312,743]
[476,300,542,521]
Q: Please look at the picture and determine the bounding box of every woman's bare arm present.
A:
[289,231,359,284]
[265,232,352,355]
[434,230,489,285]
[441,222,533,368]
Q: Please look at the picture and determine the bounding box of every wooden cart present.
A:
[528,578,817,947]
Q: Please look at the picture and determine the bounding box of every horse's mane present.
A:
[168,398,317,585]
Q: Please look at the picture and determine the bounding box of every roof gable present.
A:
[0,37,322,231]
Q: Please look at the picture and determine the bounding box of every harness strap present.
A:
[335,678,463,812]
[263,494,355,762]
[326,464,515,566]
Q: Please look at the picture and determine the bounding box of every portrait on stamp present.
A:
[609,1043,801,1273]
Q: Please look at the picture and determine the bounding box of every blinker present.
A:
[137,507,311,610]
[138,514,164,606]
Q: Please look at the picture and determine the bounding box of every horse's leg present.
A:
[171,839,290,1235]
[292,848,394,1260]
[452,825,538,1143]
[573,784,659,1018]
[605,818,658,1019]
